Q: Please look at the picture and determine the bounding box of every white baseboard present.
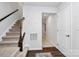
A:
[0,19,19,41]
[29,48,42,50]
[56,45,71,57]
[23,43,29,48]
[51,41,72,57]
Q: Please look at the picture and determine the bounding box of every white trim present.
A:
[50,39,72,57]
[56,45,71,57]
[0,19,19,41]
[29,48,42,50]
[48,38,57,47]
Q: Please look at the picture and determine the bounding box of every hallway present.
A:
[42,33,54,48]
[42,13,57,48]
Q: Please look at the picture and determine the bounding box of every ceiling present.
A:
[23,2,61,7]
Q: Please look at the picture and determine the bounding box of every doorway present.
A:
[42,13,57,48]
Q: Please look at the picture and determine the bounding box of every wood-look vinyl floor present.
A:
[26,47,65,57]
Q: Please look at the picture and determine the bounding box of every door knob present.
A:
[66,35,70,37]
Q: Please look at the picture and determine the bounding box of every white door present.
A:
[57,5,71,56]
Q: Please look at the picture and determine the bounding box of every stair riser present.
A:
[12,27,20,29]
[9,29,20,32]
[12,25,20,27]
[0,44,18,47]
[10,27,20,29]
[6,33,20,36]
[10,28,20,30]
[13,25,20,27]
[2,37,19,39]
[3,39,19,41]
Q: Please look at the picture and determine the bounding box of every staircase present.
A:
[0,19,28,57]
[1,20,20,47]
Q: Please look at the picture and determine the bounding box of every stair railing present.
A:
[20,32,26,51]
[0,9,19,22]
[18,17,25,51]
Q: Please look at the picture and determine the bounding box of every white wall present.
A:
[70,2,79,56]
[23,5,57,50]
[0,2,23,41]
[46,15,57,46]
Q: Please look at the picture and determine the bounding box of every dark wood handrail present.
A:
[0,9,19,22]
[20,32,26,51]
